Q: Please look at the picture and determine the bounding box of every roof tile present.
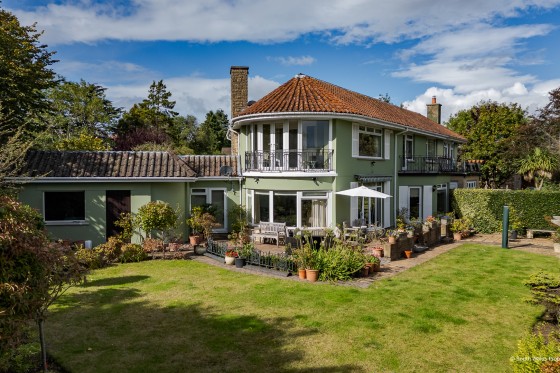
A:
[238,74,464,141]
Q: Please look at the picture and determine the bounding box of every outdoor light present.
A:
[432,185,437,192]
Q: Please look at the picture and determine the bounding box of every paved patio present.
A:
[192,233,559,288]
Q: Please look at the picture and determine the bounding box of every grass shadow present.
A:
[84,275,150,287]
[46,285,364,373]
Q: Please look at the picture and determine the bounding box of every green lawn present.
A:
[46,244,560,372]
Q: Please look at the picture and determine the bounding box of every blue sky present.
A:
[4,0,560,123]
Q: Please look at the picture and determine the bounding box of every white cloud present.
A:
[268,56,317,66]
[104,75,280,123]
[402,80,559,123]
[8,0,560,45]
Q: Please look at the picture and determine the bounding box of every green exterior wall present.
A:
[18,179,241,247]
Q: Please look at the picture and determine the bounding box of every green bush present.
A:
[317,243,365,282]
[452,189,560,233]
[75,247,104,269]
[510,332,560,373]
[119,243,148,263]
[95,236,123,263]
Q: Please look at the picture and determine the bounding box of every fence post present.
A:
[502,205,509,249]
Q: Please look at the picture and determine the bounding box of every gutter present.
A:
[232,111,465,143]
[393,128,409,226]
[10,177,199,183]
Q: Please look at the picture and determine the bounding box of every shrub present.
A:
[75,247,104,269]
[317,243,365,282]
[510,332,560,373]
[94,236,123,263]
[137,201,178,239]
[119,243,148,263]
[452,189,560,233]
[142,238,164,253]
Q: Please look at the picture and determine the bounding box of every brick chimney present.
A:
[230,66,249,155]
[426,96,442,124]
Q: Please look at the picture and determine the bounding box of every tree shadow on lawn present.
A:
[47,285,363,373]
[83,275,150,287]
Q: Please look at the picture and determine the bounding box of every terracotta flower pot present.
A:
[453,232,462,241]
[361,266,369,277]
[306,269,319,282]
[298,269,306,280]
[404,250,412,259]
[189,235,202,246]
[388,236,397,244]
[373,247,384,257]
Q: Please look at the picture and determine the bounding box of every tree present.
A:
[518,147,559,190]
[0,196,86,371]
[114,80,177,137]
[167,114,198,151]
[0,109,32,191]
[53,130,108,151]
[0,8,57,140]
[530,87,560,157]
[446,101,527,188]
[192,109,230,154]
[41,79,122,140]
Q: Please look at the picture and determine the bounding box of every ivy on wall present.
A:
[451,189,560,233]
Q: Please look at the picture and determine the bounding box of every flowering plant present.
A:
[387,229,399,237]
[425,215,436,223]
[225,249,238,258]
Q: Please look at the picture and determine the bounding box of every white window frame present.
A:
[408,186,422,220]
[43,191,87,225]
[352,123,383,159]
[248,189,331,228]
[190,188,228,232]
[466,181,477,189]
[404,134,414,161]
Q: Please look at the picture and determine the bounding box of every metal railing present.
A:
[244,150,334,172]
[399,156,481,174]
[206,239,296,273]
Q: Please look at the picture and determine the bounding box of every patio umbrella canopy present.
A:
[336,185,392,199]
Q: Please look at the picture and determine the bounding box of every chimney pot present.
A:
[432,96,437,104]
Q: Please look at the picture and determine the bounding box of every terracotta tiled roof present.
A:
[180,155,241,177]
[21,150,197,179]
[237,74,465,141]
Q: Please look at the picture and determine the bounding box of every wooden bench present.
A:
[526,229,555,239]
[252,222,286,247]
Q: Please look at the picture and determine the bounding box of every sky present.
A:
[4,0,560,124]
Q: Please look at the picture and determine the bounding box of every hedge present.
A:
[451,189,560,233]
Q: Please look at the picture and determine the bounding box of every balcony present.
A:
[245,150,334,172]
[399,156,481,175]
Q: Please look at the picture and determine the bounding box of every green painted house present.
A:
[228,66,478,230]
[17,151,241,246]
[15,66,478,246]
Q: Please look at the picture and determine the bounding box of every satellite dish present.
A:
[220,165,233,176]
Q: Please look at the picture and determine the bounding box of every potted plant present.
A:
[187,206,220,245]
[235,243,254,268]
[450,218,470,241]
[224,248,238,265]
[292,246,308,280]
[387,230,398,244]
[186,206,204,245]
